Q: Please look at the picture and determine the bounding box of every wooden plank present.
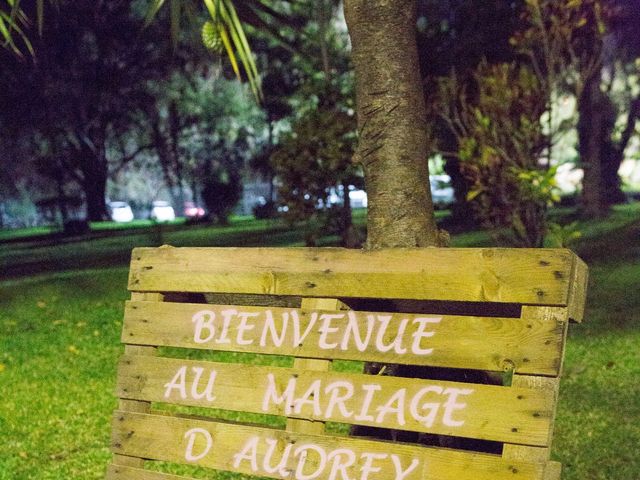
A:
[286,298,340,436]
[106,464,194,480]
[122,300,564,375]
[117,354,554,446]
[113,292,163,470]
[501,375,561,462]
[543,461,562,480]
[127,247,578,306]
[111,411,546,480]
[503,307,567,464]
[566,255,588,323]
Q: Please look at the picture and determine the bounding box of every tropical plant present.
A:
[0,0,177,221]
[437,61,557,247]
[0,0,36,56]
[1,0,286,100]
[145,0,262,99]
[271,102,360,243]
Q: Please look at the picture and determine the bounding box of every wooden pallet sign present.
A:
[106,247,588,480]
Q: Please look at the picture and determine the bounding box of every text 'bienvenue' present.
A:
[191,308,442,355]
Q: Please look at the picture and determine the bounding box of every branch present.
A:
[110,142,155,176]
[617,94,640,155]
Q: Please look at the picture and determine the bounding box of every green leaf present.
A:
[170,0,180,47]
[37,0,44,35]
[215,0,262,101]
[466,188,483,202]
[202,0,218,20]
[220,0,258,81]
[218,24,241,79]
[143,0,167,28]
[140,0,261,101]
[0,8,34,57]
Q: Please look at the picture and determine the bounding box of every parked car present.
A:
[108,201,134,222]
[348,188,368,208]
[183,202,205,219]
[150,201,176,222]
[326,186,368,209]
[430,174,454,209]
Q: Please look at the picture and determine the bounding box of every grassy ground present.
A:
[0,218,327,281]
[0,204,639,479]
[0,210,387,280]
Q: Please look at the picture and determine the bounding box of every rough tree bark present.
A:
[77,141,110,222]
[601,93,640,205]
[578,73,607,218]
[578,73,640,217]
[344,0,441,249]
[344,0,463,447]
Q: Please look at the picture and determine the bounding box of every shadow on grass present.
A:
[573,218,640,265]
[0,218,349,282]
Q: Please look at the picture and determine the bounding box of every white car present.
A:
[430,175,454,209]
[108,201,134,222]
[348,188,368,208]
[150,201,176,222]
[326,186,368,209]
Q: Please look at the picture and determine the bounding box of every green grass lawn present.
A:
[0,218,321,281]
[1,204,639,479]
[0,210,378,281]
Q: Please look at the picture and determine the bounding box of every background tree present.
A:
[176,71,265,221]
[249,42,300,211]
[0,0,175,221]
[433,0,617,245]
[417,0,524,226]
[271,94,360,246]
[576,0,640,217]
[0,131,46,227]
[266,0,362,246]
[436,62,554,247]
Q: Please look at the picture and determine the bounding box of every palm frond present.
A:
[0,2,34,57]
[242,0,299,27]
[37,0,44,35]
[144,0,167,28]
[143,0,261,100]
[170,0,180,46]
[202,0,217,21]
[202,0,262,100]
[218,22,240,77]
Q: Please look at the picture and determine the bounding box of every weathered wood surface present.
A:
[106,247,588,479]
[117,354,554,446]
[128,247,583,315]
[567,256,589,323]
[111,411,547,480]
[122,300,565,375]
[106,465,191,480]
[113,292,162,471]
[502,307,567,463]
[543,461,562,480]
[285,298,339,437]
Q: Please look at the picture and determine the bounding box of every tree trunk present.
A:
[602,94,640,205]
[344,0,455,446]
[77,142,109,222]
[344,0,439,249]
[578,73,607,218]
[151,117,178,204]
[55,168,70,224]
[169,101,186,210]
[82,160,109,222]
